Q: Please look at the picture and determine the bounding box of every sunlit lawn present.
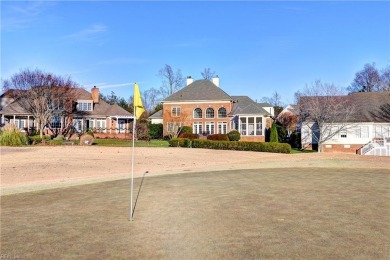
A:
[1,167,389,259]
[92,139,169,147]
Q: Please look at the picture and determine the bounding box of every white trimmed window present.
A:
[73,119,83,132]
[240,117,247,135]
[50,116,62,129]
[206,108,214,118]
[205,122,215,135]
[171,107,181,117]
[355,126,369,138]
[77,102,93,111]
[218,107,227,118]
[96,119,106,132]
[193,122,203,134]
[14,119,26,130]
[339,129,347,138]
[194,108,202,119]
[374,125,390,138]
[218,122,228,134]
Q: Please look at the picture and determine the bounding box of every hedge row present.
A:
[169,138,291,154]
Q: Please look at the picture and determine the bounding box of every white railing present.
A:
[361,138,390,157]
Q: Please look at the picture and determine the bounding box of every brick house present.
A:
[161,76,272,142]
[0,87,134,139]
[299,91,390,155]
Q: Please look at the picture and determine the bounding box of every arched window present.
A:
[194,108,202,118]
[206,108,215,118]
[218,107,227,118]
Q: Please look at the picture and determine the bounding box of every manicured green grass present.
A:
[92,138,169,147]
[1,168,389,259]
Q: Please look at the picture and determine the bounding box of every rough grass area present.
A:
[1,168,389,259]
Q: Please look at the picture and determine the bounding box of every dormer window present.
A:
[77,102,93,111]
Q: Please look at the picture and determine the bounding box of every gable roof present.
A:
[299,91,390,123]
[348,91,390,122]
[231,96,271,116]
[149,110,163,119]
[162,80,232,102]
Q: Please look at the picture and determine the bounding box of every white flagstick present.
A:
[130,109,136,221]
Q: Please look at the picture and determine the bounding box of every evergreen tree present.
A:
[270,123,278,143]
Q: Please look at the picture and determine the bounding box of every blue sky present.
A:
[1,1,389,105]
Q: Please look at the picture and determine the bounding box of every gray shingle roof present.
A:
[231,96,271,116]
[0,88,133,118]
[348,91,390,122]
[299,91,390,123]
[162,80,232,102]
[149,110,163,119]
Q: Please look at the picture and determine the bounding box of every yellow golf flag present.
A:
[134,83,145,119]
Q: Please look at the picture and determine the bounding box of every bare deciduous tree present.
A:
[159,64,184,98]
[2,68,78,138]
[379,65,390,91]
[261,91,283,107]
[371,103,390,122]
[299,80,356,152]
[201,68,216,80]
[163,108,190,139]
[348,63,381,92]
[142,88,161,113]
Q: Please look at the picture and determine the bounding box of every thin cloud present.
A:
[63,24,107,41]
[2,1,55,31]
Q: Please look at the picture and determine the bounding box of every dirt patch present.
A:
[1,146,389,195]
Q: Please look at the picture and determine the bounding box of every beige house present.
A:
[0,87,134,139]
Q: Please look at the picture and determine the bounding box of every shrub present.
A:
[227,130,240,141]
[79,134,94,145]
[149,123,163,139]
[0,125,28,146]
[54,135,64,141]
[138,134,151,141]
[168,138,191,147]
[270,123,278,143]
[180,126,193,135]
[178,133,199,140]
[191,139,291,154]
[207,134,229,141]
[28,135,43,144]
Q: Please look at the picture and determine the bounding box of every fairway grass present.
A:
[1,167,389,259]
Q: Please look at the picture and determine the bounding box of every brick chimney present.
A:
[91,86,99,103]
[212,76,219,87]
[186,76,193,86]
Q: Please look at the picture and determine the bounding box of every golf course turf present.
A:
[1,167,389,259]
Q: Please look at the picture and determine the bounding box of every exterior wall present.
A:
[240,135,265,142]
[162,101,233,136]
[150,118,163,124]
[301,122,390,153]
[322,144,362,154]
